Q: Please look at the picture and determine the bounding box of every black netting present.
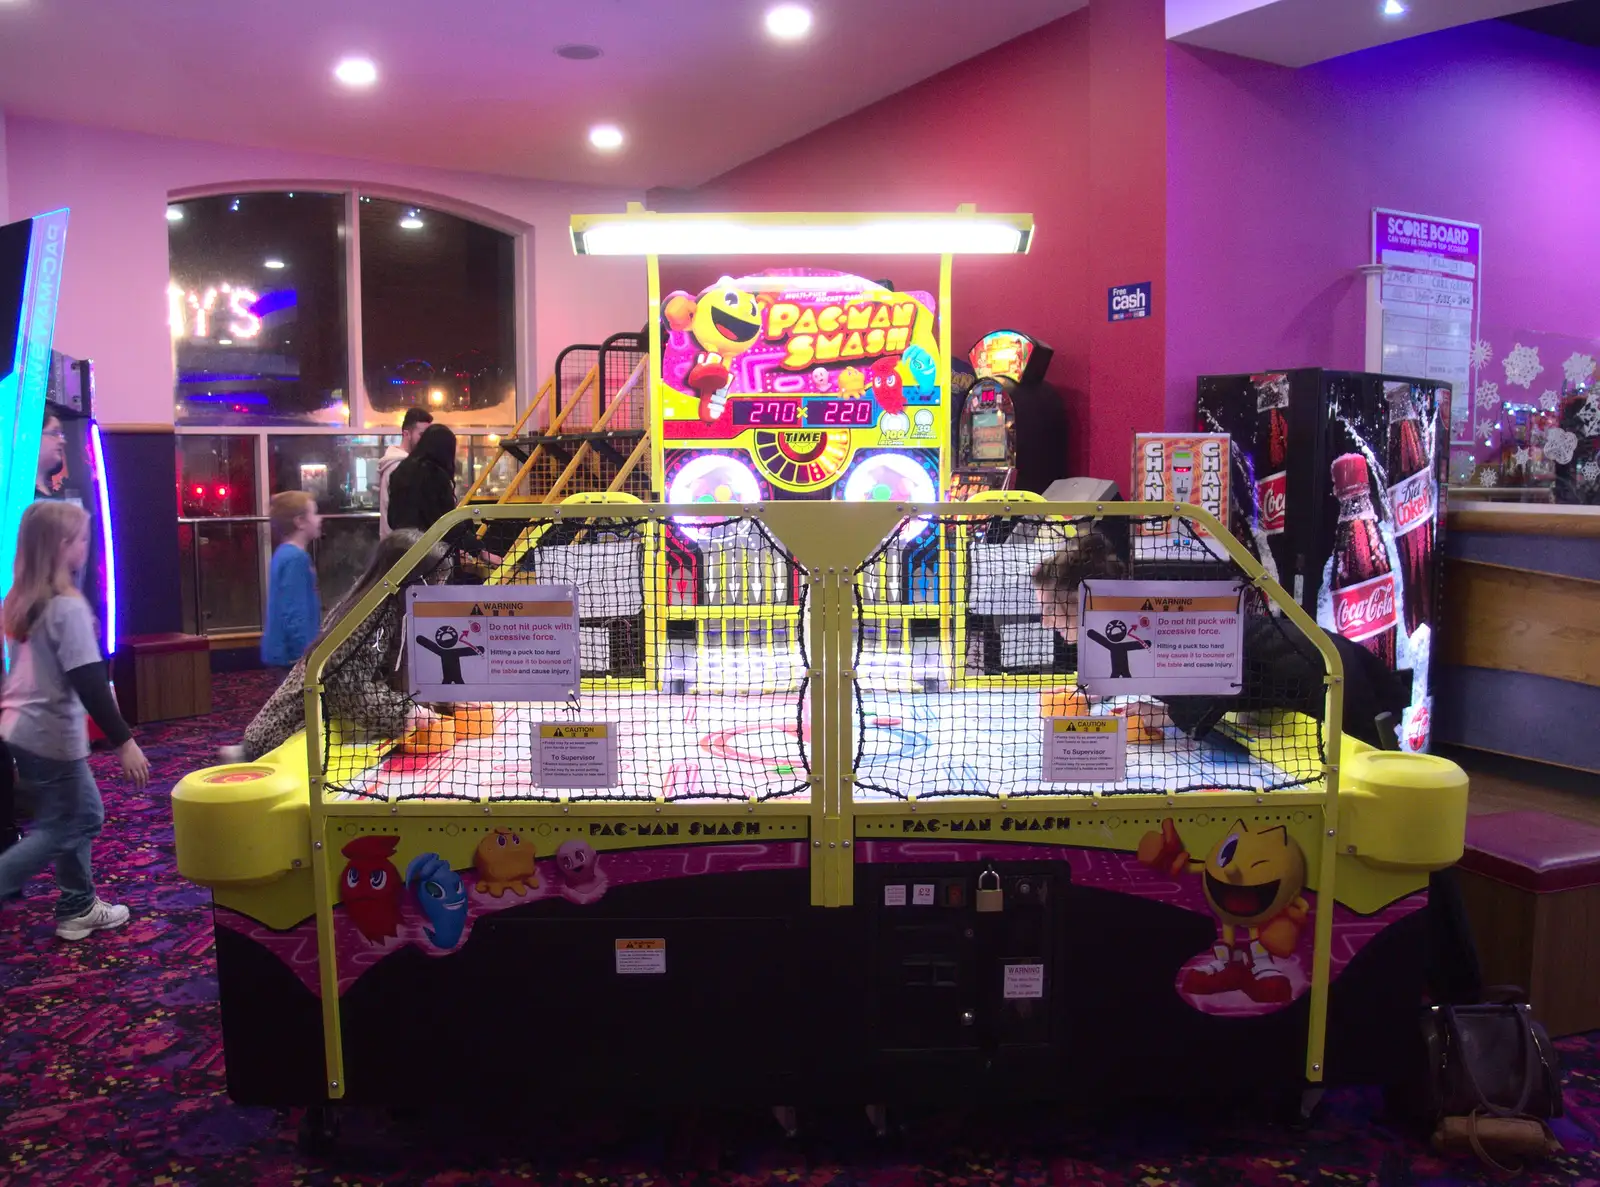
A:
[851,513,1330,800]
[320,514,810,804]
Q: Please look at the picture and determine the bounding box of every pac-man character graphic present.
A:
[902,345,938,400]
[340,835,404,943]
[555,838,609,905]
[474,828,539,897]
[1139,818,1309,1005]
[416,624,484,685]
[406,852,468,949]
[1085,619,1150,679]
[662,278,765,423]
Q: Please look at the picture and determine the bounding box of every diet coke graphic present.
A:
[1385,384,1436,636]
[1330,453,1397,668]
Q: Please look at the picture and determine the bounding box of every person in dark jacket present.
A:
[1031,530,1405,748]
[386,423,460,537]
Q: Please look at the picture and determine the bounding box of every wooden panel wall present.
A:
[1440,559,1600,688]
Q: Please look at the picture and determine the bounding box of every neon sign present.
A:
[168,281,262,341]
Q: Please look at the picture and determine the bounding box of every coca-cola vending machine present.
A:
[1196,369,1450,753]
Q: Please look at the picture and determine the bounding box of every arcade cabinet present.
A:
[0,209,71,602]
[45,351,118,656]
[950,330,1062,497]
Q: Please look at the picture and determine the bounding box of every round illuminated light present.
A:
[428,388,445,405]
[840,453,936,541]
[263,258,286,270]
[399,210,425,230]
[588,124,625,151]
[166,207,185,223]
[667,454,763,539]
[333,56,378,88]
[765,3,813,40]
[1381,0,1405,14]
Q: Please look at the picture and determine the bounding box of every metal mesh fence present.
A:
[320,514,810,804]
[851,513,1330,800]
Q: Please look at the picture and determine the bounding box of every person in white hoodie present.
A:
[377,408,434,539]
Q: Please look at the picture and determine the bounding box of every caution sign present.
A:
[407,584,579,702]
[531,721,618,789]
[1042,716,1126,783]
[1076,579,1245,697]
[615,938,666,975]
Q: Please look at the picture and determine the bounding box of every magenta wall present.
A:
[1166,22,1600,427]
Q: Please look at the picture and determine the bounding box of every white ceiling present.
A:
[0,0,1575,188]
[0,0,1086,190]
[1172,0,1565,67]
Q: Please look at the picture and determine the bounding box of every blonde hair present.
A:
[3,501,89,642]
[270,490,316,539]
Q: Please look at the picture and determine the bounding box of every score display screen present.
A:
[729,398,878,429]
[731,399,802,427]
[804,399,875,427]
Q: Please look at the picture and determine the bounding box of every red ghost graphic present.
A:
[867,356,906,414]
[340,835,403,942]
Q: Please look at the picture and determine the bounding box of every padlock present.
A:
[975,869,1003,913]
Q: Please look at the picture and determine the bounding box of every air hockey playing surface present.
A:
[324,687,1314,804]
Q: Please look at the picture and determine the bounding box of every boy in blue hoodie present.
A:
[261,491,323,669]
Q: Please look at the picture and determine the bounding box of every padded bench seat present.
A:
[1458,810,1600,1037]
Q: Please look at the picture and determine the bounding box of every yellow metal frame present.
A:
[294,498,1361,1098]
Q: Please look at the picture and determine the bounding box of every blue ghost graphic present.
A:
[902,345,938,402]
[405,852,468,949]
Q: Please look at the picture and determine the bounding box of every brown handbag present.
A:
[1421,1002,1564,1174]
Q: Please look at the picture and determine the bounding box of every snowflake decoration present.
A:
[1475,380,1501,412]
[1564,352,1596,388]
[1477,469,1498,487]
[1512,446,1531,468]
[1544,427,1579,466]
[1539,389,1560,412]
[1579,395,1600,438]
[1470,340,1493,371]
[1579,458,1600,487]
[1502,343,1543,389]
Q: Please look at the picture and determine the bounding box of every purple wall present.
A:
[1166,22,1600,428]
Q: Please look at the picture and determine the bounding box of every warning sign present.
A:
[1042,716,1126,783]
[407,584,580,702]
[532,721,618,789]
[1076,579,1245,697]
[615,938,666,975]
[1003,963,1045,1000]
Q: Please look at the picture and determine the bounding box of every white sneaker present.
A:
[55,898,130,941]
[218,745,246,764]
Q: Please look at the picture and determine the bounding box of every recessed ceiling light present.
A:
[588,124,625,151]
[166,207,184,223]
[334,56,378,88]
[1382,0,1406,15]
[399,210,425,230]
[264,258,286,270]
[555,43,603,60]
[765,3,813,40]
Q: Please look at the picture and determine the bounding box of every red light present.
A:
[216,485,229,499]
[192,485,204,498]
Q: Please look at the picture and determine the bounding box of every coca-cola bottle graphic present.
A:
[1251,373,1293,589]
[1330,453,1397,668]
[1385,384,1436,636]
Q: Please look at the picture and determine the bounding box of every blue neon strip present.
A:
[0,209,71,606]
[89,422,117,655]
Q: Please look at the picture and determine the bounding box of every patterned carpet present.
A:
[0,669,1596,1186]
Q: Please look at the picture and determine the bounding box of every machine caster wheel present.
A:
[865,1104,888,1138]
[1280,1085,1325,1132]
[297,1104,341,1156]
[773,1105,799,1139]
